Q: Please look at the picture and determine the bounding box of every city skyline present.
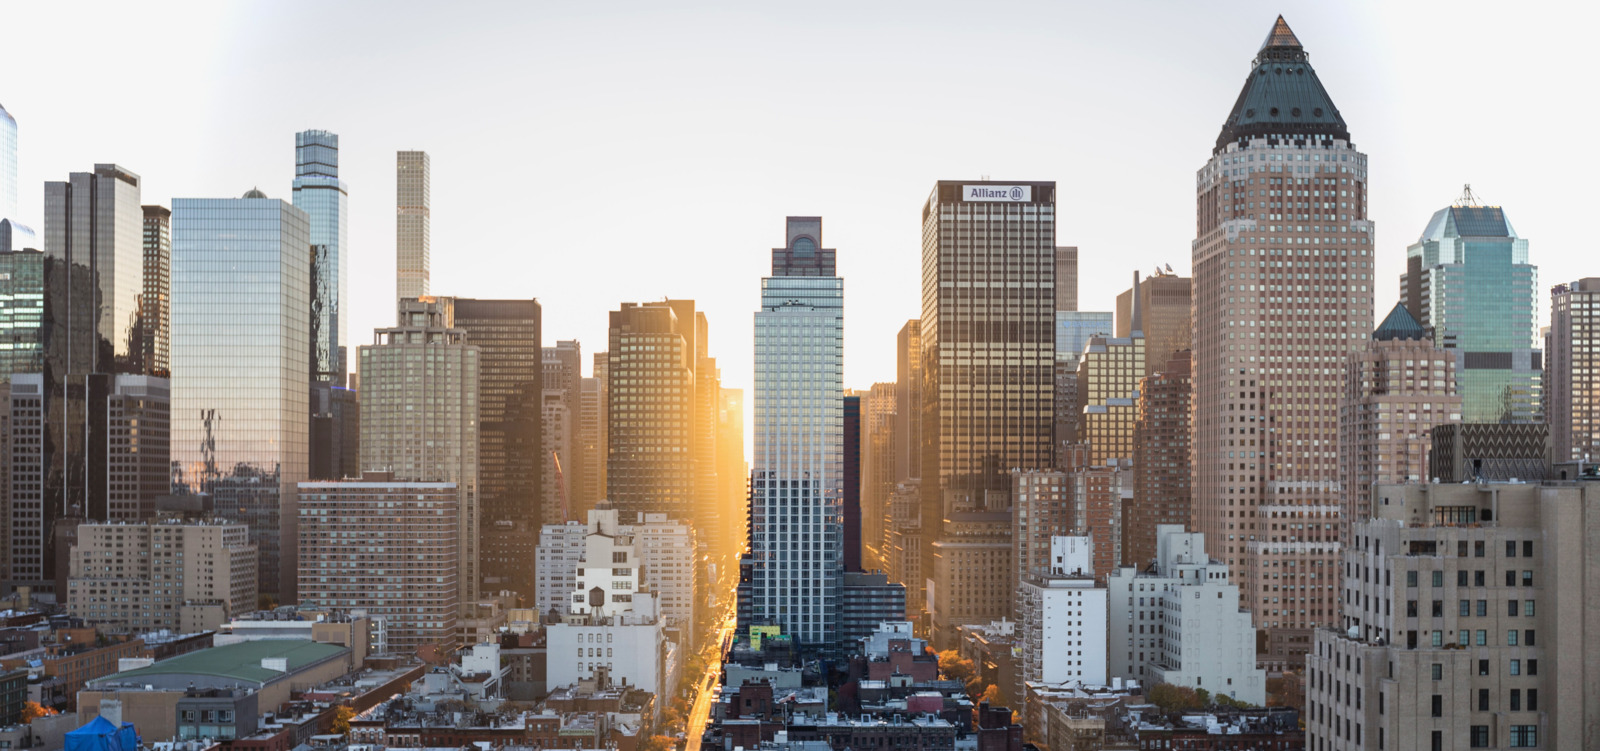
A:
[1,2,1590,402]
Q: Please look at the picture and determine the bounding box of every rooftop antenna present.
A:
[1454,183,1482,207]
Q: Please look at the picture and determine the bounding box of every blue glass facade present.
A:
[293,130,348,384]
[171,193,310,600]
[747,217,844,645]
[1401,204,1540,423]
[1056,311,1115,368]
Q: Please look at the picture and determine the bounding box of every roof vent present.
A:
[1291,108,1301,117]
[1270,108,1279,116]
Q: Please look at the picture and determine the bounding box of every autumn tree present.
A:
[330,705,356,735]
[936,649,975,683]
[20,702,57,723]
[1146,683,1202,713]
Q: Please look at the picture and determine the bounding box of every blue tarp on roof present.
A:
[64,715,140,751]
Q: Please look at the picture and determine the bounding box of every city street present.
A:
[682,610,737,749]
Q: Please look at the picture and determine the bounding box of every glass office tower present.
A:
[171,190,311,601]
[746,216,844,645]
[293,130,349,385]
[1401,198,1540,424]
[0,103,31,251]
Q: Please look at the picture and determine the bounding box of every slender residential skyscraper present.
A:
[745,216,844,645]
[294,130,349,385]
[1401,191,1540,424]
[920,180,1056,629]
[396,151,429,300]
[171,189,310,600]
[1191,17,1373,668]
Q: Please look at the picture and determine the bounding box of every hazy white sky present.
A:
[3,1,1594,398]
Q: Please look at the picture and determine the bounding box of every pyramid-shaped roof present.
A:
[1215,17,1349,152]
[1374,303,1427,341]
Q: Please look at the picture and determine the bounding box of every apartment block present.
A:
[67,519,256,633]
[1306,481,1600,750]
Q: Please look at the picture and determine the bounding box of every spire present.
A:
[1130,270,1144,337]
[1259,15,1302,52]
[1215,17,1349,152]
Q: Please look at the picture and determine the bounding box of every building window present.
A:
[1470,726,1489,748]
[1430,663,1442,680]
[1430,695,1442,717]
[1510,725,1537,747]
[1509,689,1521,711]
[1509,659,1521,676]
[1478,688,1489,711]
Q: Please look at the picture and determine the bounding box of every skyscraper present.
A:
[1054,310,1114,471]
[139,205,171,376]
[171,190,310,600]
[606,301,698,523]
[44,164,144,374]
[452,299,542,535]
[1115,269,1191,378]
[359,298,481,605]
[299,474,460,652]
[1076,279,1145,470]
[543,341,583,521]
[919,180,1057,633]
[1128,350,1191,569]
[745,216,844,645]
[293,130,349,385]
[894,320,921,484]
[716,386,746,570]
[1338,304,1460,540]
[8,373,171,595]
[8,165,157,595]
[0,103,35,252]
[1191,17,1373,666]
[396,151,429,300]
[575,376,603,515]
[860,382,896,572]
[1055,247,1078,312]
[843,393,862,573]
[1401,192,1540,424]
[1548,279,1600,463]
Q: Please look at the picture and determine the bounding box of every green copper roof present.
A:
[1216,16,1349,152]
[101,640,346,686]
[1374,303,1427,341]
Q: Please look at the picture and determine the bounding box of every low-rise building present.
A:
[839,572,906,647]
[78,639,358,741]
[1105,525,1264,705]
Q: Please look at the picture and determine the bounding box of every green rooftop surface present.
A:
[106,640,346,685]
